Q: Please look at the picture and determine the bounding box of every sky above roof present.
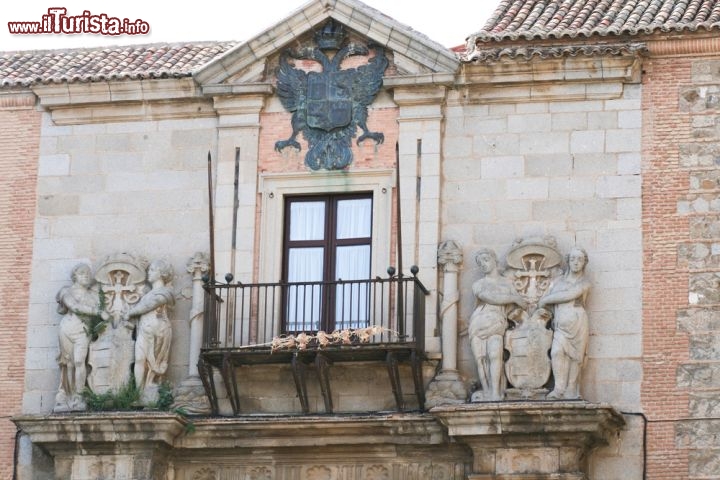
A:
[2,0,496,51]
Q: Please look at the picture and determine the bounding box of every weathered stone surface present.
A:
[689,273,720,305]
[689,450,720,478]
[690,215,720,239]
[689,392,720,417]
[677,363,720,388]
[689,333,720,360]
[680,143,720,168]
[678,242,720,269]
[692,60,720,83]
[432,402,624,479]
[678,308,720,333]
[691,170,720,191]
[680,85,720,113]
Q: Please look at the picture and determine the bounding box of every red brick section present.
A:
[0,100,40,477]
[642,56,692,479]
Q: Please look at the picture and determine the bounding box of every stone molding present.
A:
[15,403,624,479]
[432,402,625,479]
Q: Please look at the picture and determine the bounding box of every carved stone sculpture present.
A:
[464,238,591,402]
[274,19,388,170]
[468,249,527,401]
[125,259,175,404]
[88,253,148,394]
[538,247,591,399]
[54,264,109,412]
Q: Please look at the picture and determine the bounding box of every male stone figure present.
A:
[124,259,175,403]
[55,263,109,412]
[468,249,527,401]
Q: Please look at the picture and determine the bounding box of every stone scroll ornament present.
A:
[274,19,388,170]
[468,237,591,401]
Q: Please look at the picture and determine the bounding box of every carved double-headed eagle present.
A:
[274,20,388,170]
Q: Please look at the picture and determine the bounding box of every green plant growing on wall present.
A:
[82,290,108,342]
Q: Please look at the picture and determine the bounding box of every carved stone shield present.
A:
[88,253,147,394]
[307,70,353,131]
[504,308,553,390]
[503,238,562,392]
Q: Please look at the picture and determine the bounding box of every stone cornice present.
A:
[31,78,216,125]
[15,412,444,451]
[431,401,625,443]
[457,55,641,87]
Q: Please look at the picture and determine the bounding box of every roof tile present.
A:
[473,0,720,42]
[0,42,235,87]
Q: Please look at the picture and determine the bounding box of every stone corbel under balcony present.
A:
[432,401,625,480]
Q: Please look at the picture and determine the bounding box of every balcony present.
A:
[199,268,429,415]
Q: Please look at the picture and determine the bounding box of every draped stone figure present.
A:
[468,249,527,401]
[539,247,591,399]
[54,263,109,412]
[124,259,175,404]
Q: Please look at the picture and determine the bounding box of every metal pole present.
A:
[207,151,216,282]
[395,142,404,337]
[230,147,240,278]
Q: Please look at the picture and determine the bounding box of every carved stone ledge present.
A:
[431,402,625,480]
[15,413,188,480]
[176,413,446,449]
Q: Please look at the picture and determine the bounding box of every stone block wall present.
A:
[443,76,644,478]
[22,112,217,414]
[0,93,41,478]
[645,54,720,479]
[443,81,643,411]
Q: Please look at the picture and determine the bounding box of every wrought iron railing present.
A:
[202,268,428,352]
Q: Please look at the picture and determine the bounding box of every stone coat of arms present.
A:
[274,19,388,170]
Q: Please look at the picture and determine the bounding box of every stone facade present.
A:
[3,0,720,479]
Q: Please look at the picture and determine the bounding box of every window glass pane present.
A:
[335,245,370,329]
[286,247,323,331]
[289,201,325,241]
[336,198,371,239]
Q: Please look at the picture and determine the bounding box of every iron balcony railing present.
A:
[202,268,428,352]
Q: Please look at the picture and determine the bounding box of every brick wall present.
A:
[0,95,40,478]
[644,55,720,479]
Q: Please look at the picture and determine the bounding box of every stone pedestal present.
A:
[14,413,187,480]
[431,402,625,480]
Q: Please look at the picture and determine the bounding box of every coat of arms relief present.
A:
[274,19,388,170]
[468,237,591,401]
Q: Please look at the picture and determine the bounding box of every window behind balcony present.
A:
[282,193,372,333]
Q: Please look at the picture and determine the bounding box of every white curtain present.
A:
[335,245,370,329]
[286,247,323,331]
[289,201,325,240]
[336,198,371,239]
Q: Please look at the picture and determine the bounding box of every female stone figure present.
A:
[125,259,175,403]
[55,263,109,412]
[469,249,527,401]
[539,247,591,400]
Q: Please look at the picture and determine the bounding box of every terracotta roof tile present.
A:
[0,42,235,87]
[473,0,720,42]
